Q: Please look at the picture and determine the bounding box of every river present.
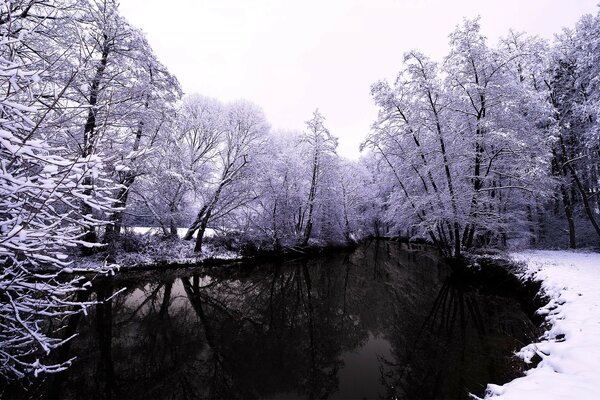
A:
[10,240,539,399]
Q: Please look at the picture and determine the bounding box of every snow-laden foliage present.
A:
[544,11,600,248]
[364,19,554,256]
[128,102,378,251]
[177,96,271,251]
[122,11,600,254]
[0,0,116,379]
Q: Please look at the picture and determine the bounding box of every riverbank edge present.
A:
[125,243,361,271]
[481,250,600,400]
[440,252,551,400]
[464,254,547,321]
[71,237,363,273]
[71,233,439,273]
[91,234,448,272]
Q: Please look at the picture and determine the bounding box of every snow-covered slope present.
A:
[486,250,600,400]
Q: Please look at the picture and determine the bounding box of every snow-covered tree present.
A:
[445,19,551,251]
[0,0,113,379]
[365,19,552,256]
[230,131,307,249]
[545,11,600,247]
[298,110,338,246]
[337,159,378,242]
[22,0,183,248]
[183,97,270,252]
[101,37,181,242]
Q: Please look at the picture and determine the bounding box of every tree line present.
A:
[365,16,600,257]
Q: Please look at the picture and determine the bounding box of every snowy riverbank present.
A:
[485,250,600,400]
[74,227,358,270]
[74,228,240,270]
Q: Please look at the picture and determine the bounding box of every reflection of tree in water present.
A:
[379,264,538,400]
[178,256,370,399]
[14,241,538,400]
[42,277,206,400]
[42,254,374,400]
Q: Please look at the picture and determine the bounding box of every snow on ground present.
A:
[485,250,600,400]
[129,226,215,238]
[72,227,237,269]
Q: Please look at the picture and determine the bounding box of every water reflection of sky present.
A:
[337,332,393,399]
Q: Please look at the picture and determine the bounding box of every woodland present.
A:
[2,0,600,384]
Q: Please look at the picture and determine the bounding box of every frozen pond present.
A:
[12,241,539,399]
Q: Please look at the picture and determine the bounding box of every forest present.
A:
[1,0,600,395]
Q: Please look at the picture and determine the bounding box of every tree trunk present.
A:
[80,37,110,255]
[527,205,536,246]
[428,92,461,257]
[568,163,600,241]
[194,210,211,252]
[104,174,135,243]
[169,218,178,236]
[552,146,577,249]
[295,207,304,235]
[341,184,352,243]
[184,205,207,240]
[104,90,150,243]
[560,182,577,248]
[302,148,319,246]
[185,174,230,251]
[272,202,281,251]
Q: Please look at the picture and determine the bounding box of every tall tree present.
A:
[299,110,338,246]
[183,98,269,252]
[102,35,182,242]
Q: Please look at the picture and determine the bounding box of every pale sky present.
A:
[119,0,599,159]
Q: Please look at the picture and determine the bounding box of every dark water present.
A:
[10,241,538,399]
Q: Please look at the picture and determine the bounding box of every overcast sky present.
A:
[119,0,599,158]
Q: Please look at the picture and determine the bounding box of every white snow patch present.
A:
[485,250,600,400]
[128,226,215,239]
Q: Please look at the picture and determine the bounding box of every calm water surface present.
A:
[14,241,538,399]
